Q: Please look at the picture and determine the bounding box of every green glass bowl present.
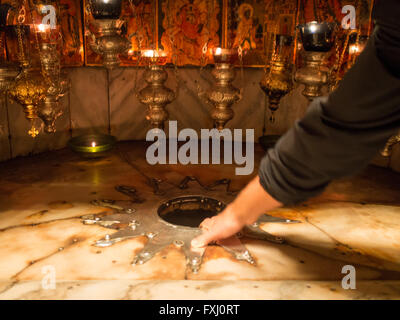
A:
[68,134,116,158]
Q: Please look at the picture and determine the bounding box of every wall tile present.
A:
[68,67,109,137]
[109,67,309,141]
[0,67,332,160]
[109,67,148,140]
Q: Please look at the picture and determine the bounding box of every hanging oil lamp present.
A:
[204,48,242,130]
[6,22,49,138]
[35,24,69,133]
[137,49,176,129]
[260,35,294,123]
[8,68,47,137]
[87,0,131,69]
[295,21,336,101]
[38,72,69,133]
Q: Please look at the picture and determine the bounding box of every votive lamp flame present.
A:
[212,47,238,64]
[91,141,96,148]
[143,50,156,58]
[309,24,318,33]
[37,24,52,33]
[349,44,360,55]
[141,49,168,65]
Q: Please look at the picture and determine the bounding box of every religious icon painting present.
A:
[299,0,374,35]
[158,0,222,66]
[83,0,157,66]
[227,0,298,67]
[28,0,84,66]
[227,0,268,66]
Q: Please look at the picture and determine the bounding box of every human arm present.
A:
[192,14,400,248]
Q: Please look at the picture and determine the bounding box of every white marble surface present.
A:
[0,143,400,299]
[1,280,400,300]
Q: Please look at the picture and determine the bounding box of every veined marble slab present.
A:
[0,280,399,300]
[0,143,399,299]
[68,67,109,137]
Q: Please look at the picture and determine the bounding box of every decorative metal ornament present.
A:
[295,22,336,101]
[37,41,69,133]
[88,19,131,69]
[295,51,330,101]
[203,48,242,130]
[81,176,300,274]
[137,50,176,129]
[8,68,47,137]
[260,57,293,123]
[4,24,31,69]
[38,75,69,133]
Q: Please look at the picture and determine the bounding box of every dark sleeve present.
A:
[259,24,400,206]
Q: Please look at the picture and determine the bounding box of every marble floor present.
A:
[0,141,400,299]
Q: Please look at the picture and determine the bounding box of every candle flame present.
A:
[143,50,155,58]
[91,142,96,148]
[215,47,222,55]
[38,24,47,32]
[349,44,360,54]
[309,24,318,33]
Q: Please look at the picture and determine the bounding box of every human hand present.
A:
[190,206,245,248]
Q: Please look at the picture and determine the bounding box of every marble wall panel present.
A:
[68,67,109,137]
[0,96,11,161]
[2,66,400,173]
[108,67,148,140]
[109,67,309,140]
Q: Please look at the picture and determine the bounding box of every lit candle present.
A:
[349,44,359,55]
[141,49,167,65]
[309,24,318,34]
[68,134,116,158]
[36,23,61,44]
[143,50,156,58]
[37,24,49,33]
[212,48,237,64]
